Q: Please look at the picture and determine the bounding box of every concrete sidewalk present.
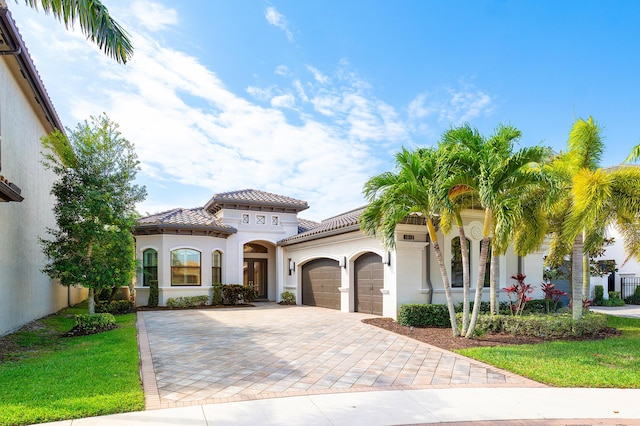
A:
[40,387,640,425]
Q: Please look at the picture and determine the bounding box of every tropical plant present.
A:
[546,117,640,320]
[19,0,133,63]
[439,124,549,337]
[626,143,640,163]
[40,115,146,314]
[361,147,460,336]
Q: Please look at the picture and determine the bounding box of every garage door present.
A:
[302,258,341,309]
[355,253,384,315]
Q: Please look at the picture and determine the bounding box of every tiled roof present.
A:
[135,208,236,235]
[205,189,309,213]
[297,218,320,233]
[279,207,365,245]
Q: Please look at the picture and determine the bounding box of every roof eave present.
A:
[278,224,361,246]
[134,223,237,237]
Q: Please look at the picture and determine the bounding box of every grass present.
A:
[0,302,144,426]
[458,315,640,388]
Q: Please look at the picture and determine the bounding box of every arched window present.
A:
[212,250,222,284]
[142,249,158,287]
[171,249,201,286]
[451,237,470,288]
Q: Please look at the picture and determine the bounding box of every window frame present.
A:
[212,250,222,285]
[171,248,202,286]
[142,248,158,287]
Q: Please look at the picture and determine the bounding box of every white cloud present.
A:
[275,64,291,76]
[130,0,178,32]
[271,93,296,109]
[408,84,495,126]
[306,65,329,84]
[265,6,294,42]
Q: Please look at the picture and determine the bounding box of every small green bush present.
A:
[280,291,296,304]
[454,301,510,314]
[398,304,451,327]
[222,284,248,305]
[603,291,625,307]
[148,280,159,308]
[95,300,134,314]
[166,295,209,308]
[242,286,257,303]
[473,312,608,338]
[594,285,604,306]
[522,299,550,314]
[74,313,116,334]
[212,283,223,305]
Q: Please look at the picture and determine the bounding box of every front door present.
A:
[244,258,268,299]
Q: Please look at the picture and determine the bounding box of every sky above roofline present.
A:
[8,1,640,221]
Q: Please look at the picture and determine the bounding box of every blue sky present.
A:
[8,1,640,221]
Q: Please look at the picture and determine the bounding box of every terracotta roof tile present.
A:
[279,207,365,245]
[205,189,308,212]
[137,208,234,230]
[297,218,320,233]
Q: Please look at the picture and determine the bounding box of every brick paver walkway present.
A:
[138,303,544,409]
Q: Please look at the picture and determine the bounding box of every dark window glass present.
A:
[143,249,158,287]
[451,238,470,288]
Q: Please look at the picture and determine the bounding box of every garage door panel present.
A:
[302,259,341,310]
[355,253,384,315]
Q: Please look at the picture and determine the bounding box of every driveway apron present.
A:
[138,303,543,409]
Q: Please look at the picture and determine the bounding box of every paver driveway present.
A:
[138,303,543,409]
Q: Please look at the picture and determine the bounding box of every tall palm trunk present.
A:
[466,207,491,338]
[571,233,584,320]
[582,232,590,300]
[458,220,471,335]
[489,248,499,315]
[428,219,460,336]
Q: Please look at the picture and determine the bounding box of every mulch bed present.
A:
[362,317,621,351]
[136,304,255,311]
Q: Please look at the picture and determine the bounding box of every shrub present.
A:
[242,286,257,303]
[212,283,223,305]
[148,280,159,308]
[475,312,609,338]
[541,282,569,312]
[624,286,640,305]
[280,291,296,305]
[603,291,625,307]
[594,285,604,306]
[454,301,510,315]
[74,313,116,334]
[222,284,245,305]
[165,295,209,308]
[95,300,134,314]
[398,304,451,327]
[504,274,534,315]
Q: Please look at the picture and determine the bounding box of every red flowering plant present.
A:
[504,274,534,316]
[541,282,569,313]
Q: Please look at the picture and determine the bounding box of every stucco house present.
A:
[0,5,85,335]
[134,189,546,318]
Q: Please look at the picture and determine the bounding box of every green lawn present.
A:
[458,315,640,388]
[0,303,144,426]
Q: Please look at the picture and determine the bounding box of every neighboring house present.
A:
[591,224,640,300]
[134,189,546,319]
[0,6,85,335]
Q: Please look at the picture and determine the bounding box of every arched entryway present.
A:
[301,258,341,309]
[355,252,384,315]
[243,242,270,300]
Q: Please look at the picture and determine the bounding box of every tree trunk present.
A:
[490,249,499,315]
[88,288,95,315]
[572,233,584,320]
[466,207,491,338]
[458,222,470,335]
[582,235,590,301]
[428,219,460,336]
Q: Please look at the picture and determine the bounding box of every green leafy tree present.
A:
[41,115,146,314]
[441,124,549,338]
[361,147,460,336]
[18,0,133,63]
[547,117,640,319]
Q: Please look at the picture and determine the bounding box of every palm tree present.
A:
[361,147,460,336]
[626,143,640,163]
[20,0,133,63]
[442,124,549,337]
[547,117,640,320]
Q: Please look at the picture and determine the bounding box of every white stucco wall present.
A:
[0,58,86,336]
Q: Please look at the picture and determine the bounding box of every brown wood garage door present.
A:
[302,258,341,309]
[355,252,384,315]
